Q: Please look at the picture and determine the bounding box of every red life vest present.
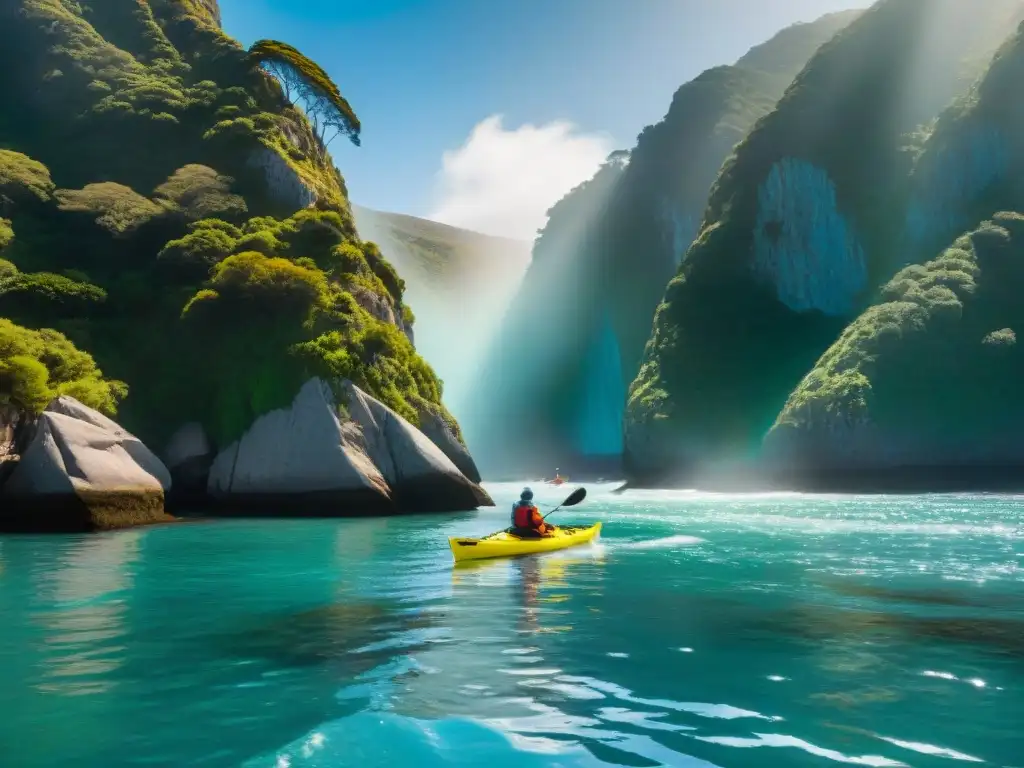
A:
[512,500,540,529]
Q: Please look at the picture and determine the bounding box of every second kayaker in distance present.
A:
[511,487,551,537]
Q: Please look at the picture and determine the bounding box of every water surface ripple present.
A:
[0,483,1021,767]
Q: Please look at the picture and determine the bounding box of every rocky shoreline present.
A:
[0,378,493,533]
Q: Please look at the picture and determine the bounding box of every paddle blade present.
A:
[561,487,587,507]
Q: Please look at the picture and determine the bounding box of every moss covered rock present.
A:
[625,0,1024,483]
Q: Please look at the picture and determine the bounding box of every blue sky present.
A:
[219,0,870,238]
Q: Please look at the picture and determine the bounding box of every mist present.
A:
[351,205,532,425]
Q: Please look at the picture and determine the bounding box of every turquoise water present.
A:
[1,483,1022,767]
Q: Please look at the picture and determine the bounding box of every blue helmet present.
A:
[520,487,534,501]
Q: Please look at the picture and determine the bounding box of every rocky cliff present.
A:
[625,0,1024,485]
[0,0,488,522]
[763,19,1024,487]
[463,10,862,478]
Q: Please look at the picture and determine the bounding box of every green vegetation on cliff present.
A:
[768,214,1024,467]
[626,0,1024,480]
[0,318,126,416]
[0,0,456,454]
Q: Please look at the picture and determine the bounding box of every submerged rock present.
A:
[1,396,173,531]
[207,378,491,514]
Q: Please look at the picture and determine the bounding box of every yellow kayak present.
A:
[449,523,602,563]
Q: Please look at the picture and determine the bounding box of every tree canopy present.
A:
[248,39,362,155]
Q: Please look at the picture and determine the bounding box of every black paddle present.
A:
[542,487,587,520]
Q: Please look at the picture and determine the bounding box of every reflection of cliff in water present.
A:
[3,532,144,768]
[31,531,142,695]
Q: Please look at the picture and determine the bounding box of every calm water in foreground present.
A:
[1,483,1022,767]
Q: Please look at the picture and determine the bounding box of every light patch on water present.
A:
[607,652,629,658]
[616,535,705,551]
[879,736,983,762]
[500,667,562,677]
[597,706,696,733]
[922,670,958,680]
[695,733,907,766]
[518,678,607,700]
[299,732,325,759]
[558,675,772,721]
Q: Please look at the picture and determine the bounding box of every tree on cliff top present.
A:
[248,39,362,157]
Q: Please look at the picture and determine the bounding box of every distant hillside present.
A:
[351,205,530,297]
[351,205,532,417]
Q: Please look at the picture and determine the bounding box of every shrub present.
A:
[280,208,348,258]
[157,228,237,282]
[182,251,328,322]
[232,229,286,255]
[0,319,126,416]
[0,150,55,204]
[189,218,243,238]
[0,272,107,323]
[152,164,247,221]
[327,242,367,275]
[0,219,12,250]
[363,241,404,302]
[55,182,164,236]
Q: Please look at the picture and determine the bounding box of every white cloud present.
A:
[427,115,612,241]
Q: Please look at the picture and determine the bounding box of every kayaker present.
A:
[511,487,550,537]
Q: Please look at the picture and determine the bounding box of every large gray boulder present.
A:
[208,378,391,512]
[1,396,172,531]
[343,382,490,510]
[206,378,491,513]
[416,405,482,483]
